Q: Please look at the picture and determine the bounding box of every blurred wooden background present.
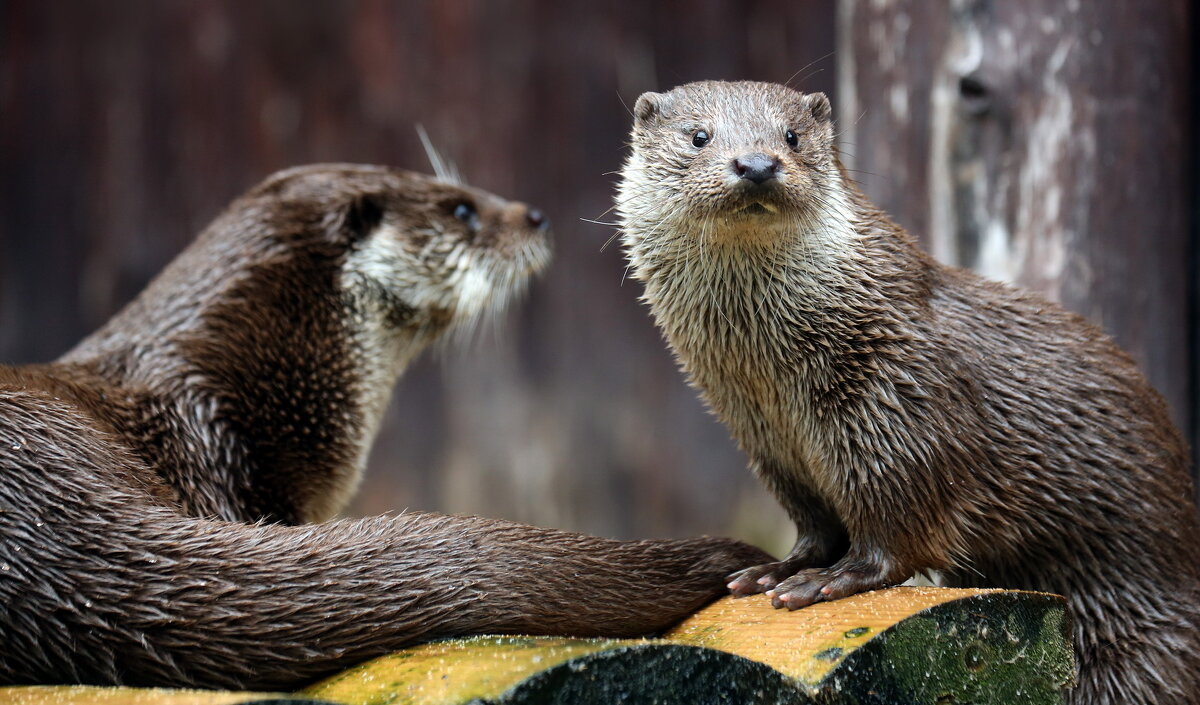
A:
[1,1,1194,550]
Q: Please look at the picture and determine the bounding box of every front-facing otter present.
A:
[0,164,768,689]
[616,81,1200,705]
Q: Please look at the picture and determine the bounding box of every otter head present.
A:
[232,164,552,521]
[78,164,552,523]
[246,164,552,350]
[617,81,847,266]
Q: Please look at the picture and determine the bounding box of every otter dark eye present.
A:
[449,201,481,232]
[453,202,476,223]
[785,130,799,148]
[692,130,710,148]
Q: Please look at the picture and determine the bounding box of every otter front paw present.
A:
[726,559,809,596]
[766,566,888,610]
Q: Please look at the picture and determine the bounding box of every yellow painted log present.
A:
[300,636,643,704]
[0,587,1075,705]
[300,634,802,704]
[668,587,1019,682]
[667,587,1075,702]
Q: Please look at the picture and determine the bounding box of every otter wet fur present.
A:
[0,164,770,690]
[616,81,1200,704]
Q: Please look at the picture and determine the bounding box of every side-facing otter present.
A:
[0,164,769,690]
[616,81,1200,704]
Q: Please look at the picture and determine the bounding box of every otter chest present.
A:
[645,254,854,488]
[671,317,834,485]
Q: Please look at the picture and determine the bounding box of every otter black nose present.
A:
[526,207,548,230]
[733,153,780,184]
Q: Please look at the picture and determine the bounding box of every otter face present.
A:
[251,164,551,341]
[617,81,842,253]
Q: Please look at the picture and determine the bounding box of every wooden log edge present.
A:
[0,587,1075,705]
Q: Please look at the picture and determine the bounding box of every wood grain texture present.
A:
[838,0,1194,460]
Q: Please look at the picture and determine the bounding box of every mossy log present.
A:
[665,587,1075,703]
[0,587,1074,705]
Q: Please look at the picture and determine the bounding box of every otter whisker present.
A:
[599,229,624,253]
[783,51,836,88]
[415,124,463,186]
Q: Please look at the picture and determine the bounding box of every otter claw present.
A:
[726,559,812,596]
[726,574,770,596]
[768,567,886,610]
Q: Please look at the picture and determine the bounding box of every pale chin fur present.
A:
[341,222,535,333]
[321,222,541,520]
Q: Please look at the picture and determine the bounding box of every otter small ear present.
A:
[633,91,667,123]
[805,92,832,123]
[345,193,385,239]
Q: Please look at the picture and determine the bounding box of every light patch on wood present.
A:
[887,11,912,124]
[927,8,983,264]
[1013,38,1080,301]
[889,84,909,123]
[972,152,1015,282]
[836,0,859,170]
[976,219,1015,283]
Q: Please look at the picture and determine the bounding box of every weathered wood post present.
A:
[837,0,1194,486]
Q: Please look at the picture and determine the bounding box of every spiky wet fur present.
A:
[617,81,1200,704]
[0,164,770,689]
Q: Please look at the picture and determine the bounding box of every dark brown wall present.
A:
[0,0,836,549]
